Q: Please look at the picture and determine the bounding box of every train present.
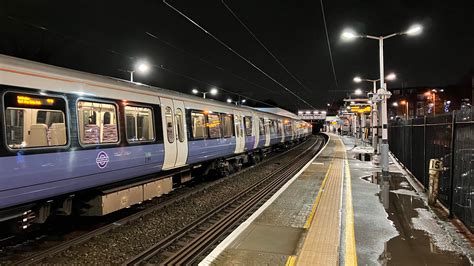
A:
[0,54,311,227]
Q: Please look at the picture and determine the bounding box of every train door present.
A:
[234,111,245,153]
[160,98,188,170]
[264,117,270,147]
[253,114,259,149]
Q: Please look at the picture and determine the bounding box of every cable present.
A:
[221,0,313,95]
[163,0,316,109]
[3,15,277,108]
[319,0,339,91]
[159,64,279,108]
[145,31,278,95]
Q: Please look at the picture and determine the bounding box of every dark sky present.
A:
[0,0,472,111]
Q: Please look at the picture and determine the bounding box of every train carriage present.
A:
[0,54,311,226]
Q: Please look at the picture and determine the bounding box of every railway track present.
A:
[11,137,320,265]
[125,137,324,265]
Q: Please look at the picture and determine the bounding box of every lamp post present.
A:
[342,24,422,209]
[353,73,396,157]
[192,88,218,98]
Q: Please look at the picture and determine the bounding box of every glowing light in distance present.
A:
[241,99,246,103]
[353,77,362,83]
[354,88,363,95]
[192,89,199,94]
[392,102,399,107]
[210,88,218,95]
[227,98,232,103]
[135,61,150,74]
[386,73,396,80]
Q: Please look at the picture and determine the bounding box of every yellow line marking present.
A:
[285,255,297,266]
[303,157,334,229]
[343,145,358,266]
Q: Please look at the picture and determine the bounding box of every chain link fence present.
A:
[388,109,473,232]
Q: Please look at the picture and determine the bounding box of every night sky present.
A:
[0,0,472,112]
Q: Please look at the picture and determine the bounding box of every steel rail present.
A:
[125,138,323,265]
[13,138,313,265]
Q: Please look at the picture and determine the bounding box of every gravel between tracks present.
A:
[40,137,321,264]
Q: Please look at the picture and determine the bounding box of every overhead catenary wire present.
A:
[3,15,277,108]
[221,0,314,95]
[145,31,278,95]
[159,64,279,108]
[319,0,339,91]
[163,0,316,109]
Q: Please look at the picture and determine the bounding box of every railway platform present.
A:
[200,134,473,265]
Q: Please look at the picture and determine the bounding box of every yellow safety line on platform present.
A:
[303,157,334,229]
[343,144,358,266]
[285,255,297,266]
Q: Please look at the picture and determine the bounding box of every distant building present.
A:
[388,74,472,119]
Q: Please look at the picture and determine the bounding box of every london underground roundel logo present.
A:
[96,151,109,169]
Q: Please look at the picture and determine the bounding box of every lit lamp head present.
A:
[354,88,363,95]
[210,88,218,95]
[385,73,397,80]
[400,100,407,105]
[392,102,399,107]
[341,29,359,41]
[405,24,423,36]
[192,88,199,94]
[353,77,362,83]
[241,99,246,103]
[227,98,232,103]
[135,61,150,74]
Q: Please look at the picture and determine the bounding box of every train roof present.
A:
[0,54,299,120]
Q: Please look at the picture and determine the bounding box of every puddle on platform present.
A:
[362,172,471,265]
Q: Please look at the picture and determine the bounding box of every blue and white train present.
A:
[0,55,311,226]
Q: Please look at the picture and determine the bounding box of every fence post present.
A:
[448,111,456,218]
[423,116,427,190]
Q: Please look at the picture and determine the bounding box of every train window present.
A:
[165,107,174,143]
[4,92,67,149]
[78,101,118,145]
[221,114,234,138]
[269,120,276,134]
[244,116,252,136]
[276,120,282,134]
[125,106,154,143]
[175,108,184,142]
[207,113,221,138]
[259,118,265,135]
[191,111,207,139]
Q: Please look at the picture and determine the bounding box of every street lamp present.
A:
[192,88,218,98]
[354,88,363,95]
[353,73,396,155]
[130,61,150,82]
[400,100,408,119]
[226,98,233,103]
[342,23,422,209]
[392,102,398,107]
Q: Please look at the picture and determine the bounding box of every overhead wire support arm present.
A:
[162,0,316,109]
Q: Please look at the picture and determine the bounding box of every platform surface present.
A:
[201,134,473,266]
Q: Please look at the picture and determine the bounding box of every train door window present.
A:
[207,113,221,138]
[175,108,184,142]
[269,120,275,134]
[244,116,252,136]
[276,120,282,134]
[259,118,265,135]
[191,111,207,139]
[221,114,234,138]
[125,106,154,143]
[165,107,174,143]
[4,92,67,149]
[78,101,118,145]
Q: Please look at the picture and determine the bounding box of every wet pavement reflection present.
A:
[363,172,471,265]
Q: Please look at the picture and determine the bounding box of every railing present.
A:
[388,109,473,233]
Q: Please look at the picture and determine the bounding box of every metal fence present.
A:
[388,109,473,232]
